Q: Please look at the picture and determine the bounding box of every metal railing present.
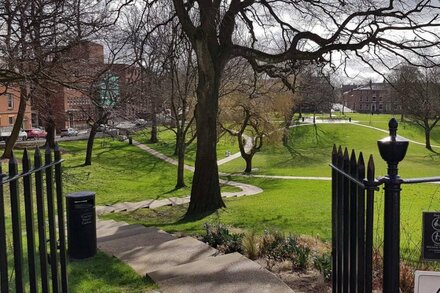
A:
[331,118,440,293]
[0,145,67,293]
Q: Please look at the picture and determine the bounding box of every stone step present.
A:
[97,224,147,241]
[96,219,128,230]
[155,252,294,293]
[116,236,219,276]
[148,199,174,209]
[96,206,116,215]
[149,252,243,282]
[98,227,176,256]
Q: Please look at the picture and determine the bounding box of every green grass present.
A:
[69,252,157,293]
[134,128,239,165]
[219,123,440,178]
[60,138,194,204]
[331,112,440,146]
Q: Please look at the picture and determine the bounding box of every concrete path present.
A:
[97,219,293,293]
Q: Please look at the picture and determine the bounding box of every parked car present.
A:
[0,127,27,141]
[25,128,47,139]
[60,128,79,137]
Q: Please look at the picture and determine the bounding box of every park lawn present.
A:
[134,128,239,165]
[59,138,240,205]
[331,112,440,146]
[69,252,157,293]
[219,123,440,178]
[104,177,440,263]
[59,138,195,205]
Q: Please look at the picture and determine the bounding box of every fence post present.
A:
[377,118,409,293]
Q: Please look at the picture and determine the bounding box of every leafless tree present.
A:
[166,26,198,189]
[390,65,440,151]
[136,0,440,216]
[220,77,276,173]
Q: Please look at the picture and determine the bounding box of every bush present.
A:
[292,244,311,271]
[242,231,260,260]
[313,253,332,281]
[260,230,287,268]
[202,223,243,254]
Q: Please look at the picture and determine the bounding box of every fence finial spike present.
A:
[389,118,398,138]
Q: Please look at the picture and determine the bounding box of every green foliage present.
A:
[292,244,311,271]
[202,223,243,254]
[313,253,332,281]
[69,252,157,292]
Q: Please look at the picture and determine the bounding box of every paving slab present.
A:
[96,220,128,230]
[111,202,137,212]
[156,252,294,293]
[97,224,147,241]
[98,227,176,256]
[96,206,116,215]
[126,199,155,211]
[149,199,173,209]
[116,237,219,276]
[167,197,190,206]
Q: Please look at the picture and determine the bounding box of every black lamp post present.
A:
[377,118,409,292]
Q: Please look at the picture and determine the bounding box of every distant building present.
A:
[0,86,32,129]
[341,82,400,113]
[31,41,153,131]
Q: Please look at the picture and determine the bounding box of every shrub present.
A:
[313,253,332,281]
[202,223,243,254]
[260,230,287,268]
[242,231,260,260]
[292,244,311,271]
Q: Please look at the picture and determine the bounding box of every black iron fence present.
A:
[331,118,440,293]
[0,145,67,293]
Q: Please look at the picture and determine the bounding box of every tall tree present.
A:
[137,0,440,216]
[390,65,440,151]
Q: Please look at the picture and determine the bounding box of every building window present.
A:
[8,117,14,125]
[6,94,13,109]
[366,97,369,102]
[379,104,383,110]
[360,97,363,102]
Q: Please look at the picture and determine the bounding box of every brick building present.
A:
[0,87,32,129]
[341,82,400,113]
[31,41,152,131]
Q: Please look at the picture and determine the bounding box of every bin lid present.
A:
[66,191,95,199]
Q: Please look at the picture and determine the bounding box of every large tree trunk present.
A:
[175,132,186,189]
[44,117,56,148]
[2,91,27,159]
[185,50,225,217]
[84,126,97,166]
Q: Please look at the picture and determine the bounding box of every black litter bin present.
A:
[66,191,96,259]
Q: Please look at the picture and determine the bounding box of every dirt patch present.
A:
[255,259,331,292]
